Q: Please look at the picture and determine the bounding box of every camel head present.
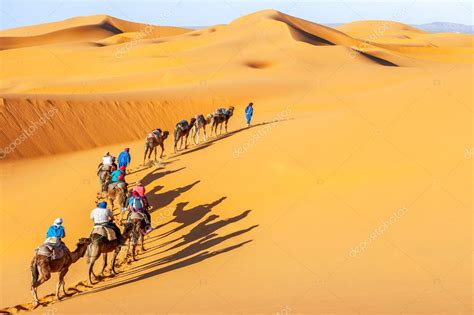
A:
[228,106,235,116]
[162,131,169,139]
[76,238,91,257]
[189,117,196,127]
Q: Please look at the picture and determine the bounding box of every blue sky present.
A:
[0,0,472,30]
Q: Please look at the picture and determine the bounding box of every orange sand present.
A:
[0,10,472,314]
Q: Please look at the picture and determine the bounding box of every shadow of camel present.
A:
[87,225,257,295]
[147,180,200,212]
[143,208,251,258]
[148,196,227,240]
[175,119,291,157]
[163,209,252,253]
[101,206,255,282]
[141,166,186,186]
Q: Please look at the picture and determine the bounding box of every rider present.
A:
[104,166,127,191]
[117,148,131,169]
[132,179,150,212]
[90,201,124,245]
[98,152,116,175]
[132,180,146,197]
[128,190,152,232]
[44,218,67,259]
[45,217,66,243]
[102,152,114,168]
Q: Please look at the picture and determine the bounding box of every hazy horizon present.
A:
[1,0,473,31]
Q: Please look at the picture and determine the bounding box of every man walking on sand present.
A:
[118,148,131,169]
[245,102,254,127]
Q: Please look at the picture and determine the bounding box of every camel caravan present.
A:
[29,105,239,306]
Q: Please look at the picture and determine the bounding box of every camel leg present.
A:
[31,263,51,305]
[160,143,164,158]
[141,233,145,251]
[99,253,107,277]
[62,277,67,296]
[225,120,228,133]
[111,247,120,275]
[88,255,98,285]
[125,240,132,264]
[203,127,207,142]
[143,146,148,164]
[56,268,68,300]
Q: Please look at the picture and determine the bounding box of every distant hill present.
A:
[415,22,473,34]
[324,22,473,34]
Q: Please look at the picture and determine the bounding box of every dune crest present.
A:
[0,15,190,50]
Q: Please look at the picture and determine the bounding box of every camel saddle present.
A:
[91,225,117,241]
[177,120,189,130]
[129,211,145,221]
[36,240,67,260]
[215,108,228,116]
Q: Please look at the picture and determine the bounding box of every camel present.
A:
[174,118,196,153]
[106,185,127,212]
[127,212,148,261]
[211,106,235,136]
[143,130,169,163]
[192,114,208,144]
[31,238,91,305]
[96,165,112,191]
[87,223,134,284]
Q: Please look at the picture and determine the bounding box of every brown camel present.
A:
[106,185,127,212]
[174,118,196,153]
[87,223,134,284]
[211,106,235,136]
[192,114,208,144]
[127,212,148,262]
[96,165,112,191]
[143,130,169,163]
[31,238,91,305]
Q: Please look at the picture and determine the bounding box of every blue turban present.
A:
[98,201,107,209]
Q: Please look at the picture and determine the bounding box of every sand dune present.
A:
[0,9,472,314]
[0,15,190,50]
[3,10,471,159]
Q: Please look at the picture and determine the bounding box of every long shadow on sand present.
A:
[141,166,186,186]
[149,196,227,240]
[142,208,251,258]
[84,208,257,296]
[147,180,201,212]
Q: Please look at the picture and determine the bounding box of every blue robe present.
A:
[245,105,253,124]
[118,151,131,168]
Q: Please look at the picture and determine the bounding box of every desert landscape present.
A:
[0,7,472,314]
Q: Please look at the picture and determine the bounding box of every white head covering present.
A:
[54,217,63,225]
